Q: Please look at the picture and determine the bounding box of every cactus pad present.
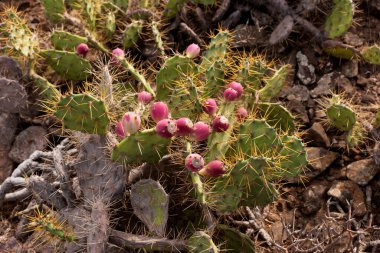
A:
[187,231,219,253]
[324,0,354,39]
[41,0,65,22]
[111,129,171,164]
[259,65,290,101]
[236,57,268,91]
[200,30,229,71]
[30,72,60,100]
[50,31,88,51]
[326,104,356,131]
[216,224,256,253]
[322,40,357,59]
[122,20,144,49]
[207,178,242,213]
[165,0,186,19]
[277,136,307,178]
[257,103,295,134]
[40,50,92,80]
[361,45,380,65]
[54,94,109,135]
[130,179,169,236]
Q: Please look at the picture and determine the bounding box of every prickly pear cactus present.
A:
[187,231,219,253]
[324,0,354,39]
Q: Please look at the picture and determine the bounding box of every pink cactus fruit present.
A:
[223,88,238,101]
[199,160,225,177]
[137,91,152,104]
[185,43,200,58]
[202,98,218,115]
[111,48,125,64]
[156,119,177,138]
[115,121,126,138]
[176,118,194,136]
[76,43,89,57]
[228,81,244,97]
[236,107,248,120]
[193,121,211,141]
[212,116,229,132]
[185,153,205,172]
[150,102,169,123]
[122,112,141,134]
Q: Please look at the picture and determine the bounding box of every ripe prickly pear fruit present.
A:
[185,153,205,172]
[193,121,211,141]
[150,102,169,123]
[185,43,200,58]
[224,88,239,101]
[137,91,152,104]
[76,43,89,57]
[176,118,194,136]
[122,112,141,134]
[228,81,244,97]
[115,121,126,138]
[156,119,177,138]
[111,48,125,64]
[212,116,229,132]
[236,107,248,120]
[202,98,218,116]
[199,160,225,177]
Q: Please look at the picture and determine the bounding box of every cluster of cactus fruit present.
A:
[7,1,369,252]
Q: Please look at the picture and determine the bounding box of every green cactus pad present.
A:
[257,103,295,134]
[54,94,109,135]
[236,58,268,91]
[324,0,354,39]
[121,60,155,96]
[322,40,357,59]
[207,103,236,161]
[238,119,282,156]
[111,129,171,164]
[30,71,60,100]
[130,179,169,237]
[259,65,290,101]
[326,104,356,131]
[156,55,195,100]
[207,178,242,213]
[122,20,144,49]
[40,50,92,80]
[50,31,88,51]
[104,11,116,39]
[195,0,216,5]
[346,123,363,148]
[374,108,380,127]
[277,136,307,178]
[152,21,165,56]
[41,0,65,23]
[165,0,186,19]
[216,224,256,253]
[361,45,380,65]
[203,60,225,97]
[200,30,229,71]
[187,231,219,253]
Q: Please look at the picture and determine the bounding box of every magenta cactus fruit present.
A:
[137,91,152,104]
[76,43,89,57]
[236,107,248,120]
[115,121,126,138]
[111,48,125,64]
[212,116,229,132]
[185,153,205,172]
[199,160,225,177]
[223,88,239,101]
[150,102,169,123]
[156,119,177,138]
[202,98,218,116]
[185,43,200,58]
[122,112,141,134]
[176,118,194,136]
[228,81,244,97]
[193,121,211,141]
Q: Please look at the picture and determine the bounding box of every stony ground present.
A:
[1,0,380,252]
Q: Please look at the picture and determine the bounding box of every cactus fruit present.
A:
[199,160,225,177]
[224,88,239,101]
[121,112,141,135]
[137,91,152,104]
[186,43,201,58]
[130,179,169,237]
[324,0,354,39]
[236,107,248,120]
[193,122,211,141]
[115,121,126,138]
[361,45,380,65]
[187,231,219,253]
[150,102,169,123]
[227,81,244,97]
[76,43,89,57]
[185,153,205,172]
[212,116,230,132]
[111,48,125,64]
[176,118,194,136]
[50,31,88,51]
[54,94,110,135]
[156,119,177,138]
[202,98,218,116]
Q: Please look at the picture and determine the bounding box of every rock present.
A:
[0,112,18,150]
[305,122,330,147]
[310,73,335,98]
[285,85,310,102]
[341,60,358,78]
[335,74,355,94]
[287,100,309,124]
[0,150,13,183]
[306,147,338,177]
[0,56,22,80]
[0,78,28,113]
[346,159,379,186]
[296,51,316,85]
[327,180,367,216]
[374,141,380,165]
[325,231,351,253]
[301,181,330,215]
[343,32,364,47]
[9,126,48,163]
[0,236,22,253]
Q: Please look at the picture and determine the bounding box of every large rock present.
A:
[346,159,379,186]
[305,122,330,147]
[0,56,22,80]
[9,126,48,163]
[0,78,28,113]
[0,150,13,183]
[306,147,338,177]
[0,112,18,150]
